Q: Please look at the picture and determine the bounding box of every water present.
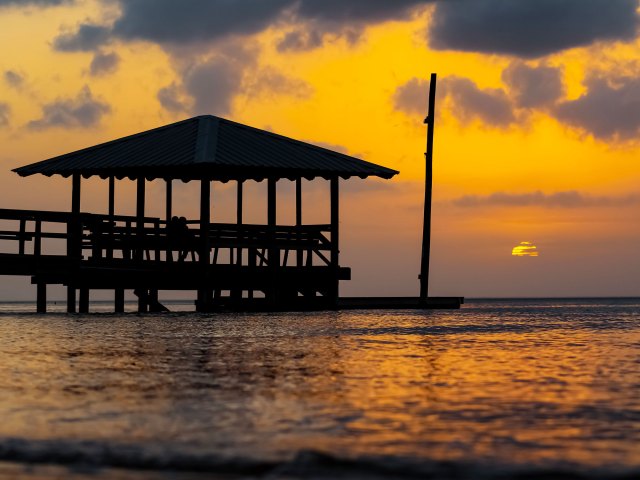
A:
[0,299,638,479]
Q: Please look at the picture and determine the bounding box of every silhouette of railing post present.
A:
[419,73,437,305]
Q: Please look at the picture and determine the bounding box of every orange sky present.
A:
[0,1,639,298]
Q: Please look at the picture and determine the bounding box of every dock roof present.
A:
[13,115,398,182]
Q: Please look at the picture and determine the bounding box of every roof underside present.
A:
[13,116,399,182]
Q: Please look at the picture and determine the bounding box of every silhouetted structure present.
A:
[3,115,400,312]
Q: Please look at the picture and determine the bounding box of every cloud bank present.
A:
[28,86,110,130]
[452,191,640,208]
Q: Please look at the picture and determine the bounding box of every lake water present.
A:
[0,298,638,479]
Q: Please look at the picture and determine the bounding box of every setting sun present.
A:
[512,241,539,257]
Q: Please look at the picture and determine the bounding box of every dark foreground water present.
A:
[0,298,638,479]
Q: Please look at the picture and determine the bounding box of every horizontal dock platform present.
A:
[338,297,464,310]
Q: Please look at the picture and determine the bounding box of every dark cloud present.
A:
[429,0,640,58]
[0,0,70,6]
[453,190,640,208]
[0,103,10,126]
[554,76,640,141]
[277,29,329,52]
[89,51,120,76]
[503,62,564,108]
[28,86,110,130]
[442,76,515,127]
[53,24,111,52]
[4,70,24,89]
[113,0,291,45]
[393,78,429,116]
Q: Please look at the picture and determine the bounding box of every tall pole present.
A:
[419,73,437,304]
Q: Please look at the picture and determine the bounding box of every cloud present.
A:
[4,70,25,89]
[113,0,291,45]
[553,76,640,141]
[0,0,70,6]
[28,86,110,130]
[0,103,10,126]
[502,62,564,109]
[245,68,314,99]
[452,191,640,208]
[442,76,515,127]
[393,78,429,116]
[89,51,120,76]
[157,83,188,114]
[53,24,111,52]
[429,0,640,58]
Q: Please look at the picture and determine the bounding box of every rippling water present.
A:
[0,298,638,479]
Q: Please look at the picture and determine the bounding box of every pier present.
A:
[3,87,462,312]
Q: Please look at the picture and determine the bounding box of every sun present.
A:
[512,241,539,257]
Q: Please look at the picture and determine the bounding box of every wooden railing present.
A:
[0,208,334,268]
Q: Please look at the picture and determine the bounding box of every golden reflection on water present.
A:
[0,303,639,470]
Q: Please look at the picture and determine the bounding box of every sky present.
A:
[0,0,639,300]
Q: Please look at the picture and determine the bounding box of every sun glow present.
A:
[512,241,539,257]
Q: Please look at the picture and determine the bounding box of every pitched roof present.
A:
[13,115,399,182]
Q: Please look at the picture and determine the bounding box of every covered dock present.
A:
[5,115,403,313]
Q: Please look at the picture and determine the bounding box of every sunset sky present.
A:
[0,0,639,299]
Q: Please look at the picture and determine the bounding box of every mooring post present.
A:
[79,288,89,313]
[36,282,46,313]
[115,288,125,313]
[419,73,437,305]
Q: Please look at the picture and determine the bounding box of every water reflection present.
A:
[0,301,638,472]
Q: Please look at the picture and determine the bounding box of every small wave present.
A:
[0,438,639,479]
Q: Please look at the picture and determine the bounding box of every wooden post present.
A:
[197,179,211,311]
[67,173,81,313]
[232,180,244,302]
[36,282,46,313]
[330,177,340,305]
[107,176,115,260]
[419,73,437,305]
[79,288,89,313]
[115,288,125,313]
[136,177,145,262]
[267,178,278,305]
[165,179,172,223]
[296,178,303,268]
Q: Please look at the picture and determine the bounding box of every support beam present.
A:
[136,177,145,261]
[67,286,76,313]
[36,282,46,313]
[197,179,212,311]
[79,288,89,313]
[108,176,115,217]
[267,178,278,304]
[72,173,81,215]
[236,180,243,266]
[296,178,303,268]
[115,289,125,313]
[419,73,437,304]
[330,177,340,305]
[165,180,172,223]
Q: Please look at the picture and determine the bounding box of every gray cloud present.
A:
[28,86,110,130]
[89,51,120,76]
[157,84,188,114]
[53,24,111,52]
[442,76,515,127]
[113,0,291,45]
[0,103,10,126]
[4,70,24,89]
[429,0,640,58]
[183,57,245,116]
[393,78,429,116]
[453,191,640,208]
[0,0,70,6]
[503,62,564,108]
[554,76,640,141]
